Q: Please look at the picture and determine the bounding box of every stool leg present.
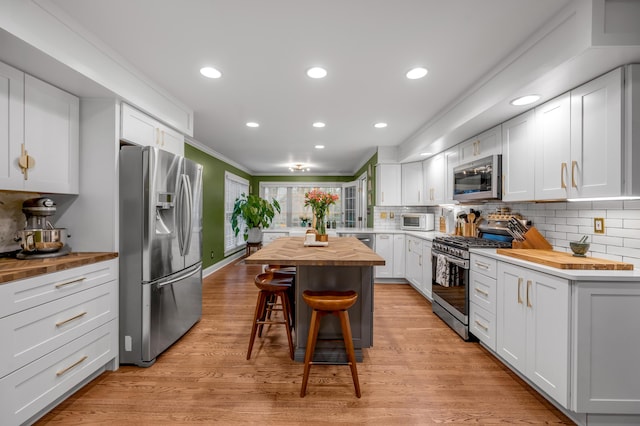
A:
[300,309,322,397]
[280,292,295,360]
[247,291,267,360]
[338,310,361,398]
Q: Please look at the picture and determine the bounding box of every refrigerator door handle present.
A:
[156,264,202,288]
[182,174,193,256]
[176,173,184,255]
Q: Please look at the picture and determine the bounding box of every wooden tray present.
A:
[497,249,634,270]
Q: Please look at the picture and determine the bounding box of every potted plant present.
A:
[231,193,281,243]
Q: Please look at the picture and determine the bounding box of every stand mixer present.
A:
[15,197,70,259]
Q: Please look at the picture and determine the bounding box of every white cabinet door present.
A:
[23,75,79,194]
[534,93,571,200]
[502,110,535,201]
[401,162,424,205]
[443,147,459,204]
[374,234,394,278]
[569,67,623,199]
[423,153,445,205]
[375,164,401,206]
[121,103,184,157]
[497,262,570,408]
[392,234,405,277]
[458,125,502,163]
[421,240,432,299]
[405,236,422,288]
[0,61,24,191]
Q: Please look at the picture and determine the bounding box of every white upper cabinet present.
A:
[569,67,623,199]
[458,124,502,164]
[534,92,571,200]
[0,61,24,191]
[121,103,184,157]
[0,61,79,194]
[401,161,424,206]
[444,147,459,204]
[502,110,535,201]
[375,163,401,206]
[535,68,625,200]
[423,153,445,205]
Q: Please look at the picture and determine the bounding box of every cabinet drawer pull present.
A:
[55,311,88,327]
[55,277,87,288]
[56,355,88,377]
[380,235,390,239]
[502,174,506,195]
[526,280,533,307]
[418,190,420,202]
[571,160,578,188]
[474,287,489,297]
[475,261,490,270]
[517,278,523,304]
[474,320,488,331]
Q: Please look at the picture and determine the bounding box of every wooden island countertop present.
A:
[0,252,118,284]
[244,236,385,266]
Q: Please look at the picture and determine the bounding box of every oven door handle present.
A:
[432,251,469,269]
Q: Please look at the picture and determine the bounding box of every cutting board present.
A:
[496,249,634,270]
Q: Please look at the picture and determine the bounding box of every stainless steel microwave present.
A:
[401,213,434,231]
[453,155,502,202]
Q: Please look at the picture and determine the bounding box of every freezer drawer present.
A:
[142,265,202,364]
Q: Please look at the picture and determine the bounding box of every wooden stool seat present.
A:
[247,272,295,360]
[300,290,361,398]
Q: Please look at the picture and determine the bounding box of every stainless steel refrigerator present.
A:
[119,146,203,367]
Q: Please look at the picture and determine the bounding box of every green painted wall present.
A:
[185,144,251,269]
[185,144,379,268]
[353,152,378,226]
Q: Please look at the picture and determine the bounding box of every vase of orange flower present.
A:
[304,189,339,241]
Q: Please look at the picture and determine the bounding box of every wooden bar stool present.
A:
[300,290,361,398]
[247,271,295,360]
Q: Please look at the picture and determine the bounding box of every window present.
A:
[261,183,344,228]
[225,171,249,254]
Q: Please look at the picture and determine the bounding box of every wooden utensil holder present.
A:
[511,227,553,250]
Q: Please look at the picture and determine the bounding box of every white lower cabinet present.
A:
[405,236,423,289]
[374,233,405,278]
[421,240,432,299]
[469,254,497,351]
[497,262,570,408]
[0,259,118,426]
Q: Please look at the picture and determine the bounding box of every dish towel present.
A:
[435,254,450,287]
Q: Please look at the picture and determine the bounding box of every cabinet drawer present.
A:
[0,259,117,317]
[470,255,497,278]
[470,302,496,352]
[0,281,117,378]
[0,320,117,426]
[469,271,496,314]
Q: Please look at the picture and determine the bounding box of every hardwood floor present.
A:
[37,261,574,425]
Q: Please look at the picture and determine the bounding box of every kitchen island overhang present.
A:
[245,236,385,362]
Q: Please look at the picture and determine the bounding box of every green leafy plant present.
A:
[231,193,281,241]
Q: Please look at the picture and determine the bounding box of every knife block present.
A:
[511,227,553,250]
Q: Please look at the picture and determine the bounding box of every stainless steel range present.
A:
[431,235,512,340]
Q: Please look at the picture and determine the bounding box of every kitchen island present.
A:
[245,236,385,362]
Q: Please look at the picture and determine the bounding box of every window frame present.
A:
[224,171,250,255]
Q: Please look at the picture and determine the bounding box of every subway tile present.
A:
[567,201,591,210]
[607,228,640,239]
[592,251,623,262]
[624,219,640,229]
[608,245,640,259]
[607,209,640,219]
[547,217,567,225]
[592,235,624,246]
[566,217,593,227]
[546,231,567,240]
[625,239,640,249]
[592,200,624,209]
[556,224,578,233]
[555,210,579,218]
[578,210,607,218]
[623,257,640,269]
[534,223,555,231]
[623,200,640,209]
[603,218,622,228]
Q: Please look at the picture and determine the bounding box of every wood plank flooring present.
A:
[36,261,574,425]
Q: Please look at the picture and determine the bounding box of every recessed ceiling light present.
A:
[200,67,222,79]
[246,122,259,128]
[312,122,326,128]
[306,67,327,79]
[406,67,428,79]
[315,145,325,149]
[510,95,541,106]
[420,152,433,156]
[374,122,388,129]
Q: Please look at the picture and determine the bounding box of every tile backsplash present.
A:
[0,191,41,253]
[374,200,640,269]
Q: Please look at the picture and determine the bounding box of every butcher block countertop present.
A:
[496,249,633,270]
[0,252,118,284]
[245,236,385,266]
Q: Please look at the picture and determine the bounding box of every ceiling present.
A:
[35,1,577,174]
